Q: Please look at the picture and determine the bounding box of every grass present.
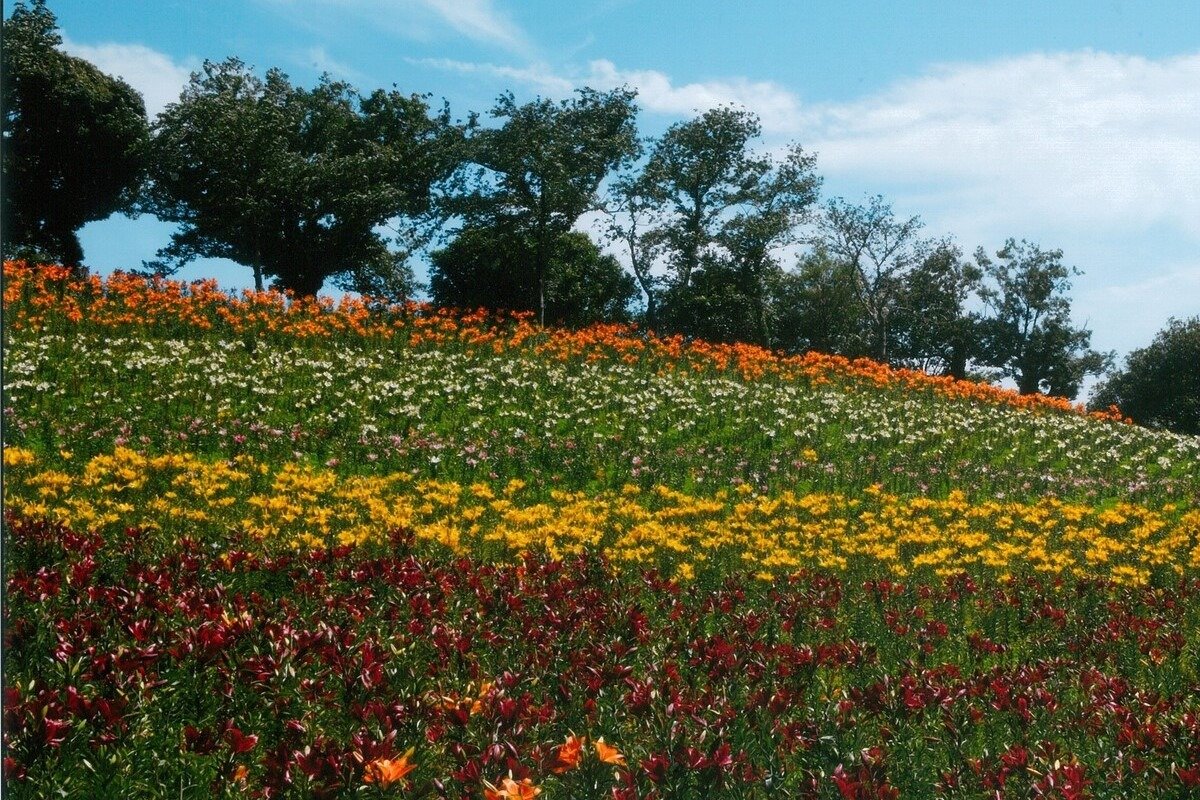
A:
[3,262,1199,798]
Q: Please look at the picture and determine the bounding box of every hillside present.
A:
[5,263,1198,582]
[3,262,1200,798]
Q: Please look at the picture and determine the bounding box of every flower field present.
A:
[3,262,1200,798]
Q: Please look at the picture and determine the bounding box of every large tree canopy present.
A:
[814,195,927,363]
[773,248,869,357]
[444,87,640,324]
[431,227,636,327]
[2,0,148,267]
[639,106,767,297]
[143,58,458,297]
[892,242,983,379]
[612,106,820,343]
[976,239,1110,397]
[1089,316,1200,434]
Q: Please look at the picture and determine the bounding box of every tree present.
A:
[672,258,762,344]
[639,106,765,299]
[975,239,1110,397]
[540,233,637,327]
[601,173,664,328]
[630,107,820,342]
[1089,317,1200,434]
[447,87,640,324]
[773,248,870,356]
[713,143,821,345]
[892,242,983,379]
[430,227,635,327]
[815,195,927,363]
[143,58,457,296]
[2,0,148,267]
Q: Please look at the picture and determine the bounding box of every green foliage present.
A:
[143,58,458,296]
[599,174,659,326]
[1090,316,1200,434]
[704,144,822,346]
[662,256,762,344]
[633,107,821,343]
[640,106,767,292]
[814,195,928,362]
[780,205,984,371]
[892,242,983,378]
[446,87,640,324]
[1,0,148,266]
[542,233,638,326]
[773,248,870,356]
[976,239,1111,397]
[430,227,636,326]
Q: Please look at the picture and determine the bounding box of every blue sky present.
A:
[23,0,1200,388]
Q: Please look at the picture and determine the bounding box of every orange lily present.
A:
[483,776,541,799]
[434,680,495,716]
[550,734,586,774]
[362,747,416,787]
[595,737,626,766]
[471,681,494,715]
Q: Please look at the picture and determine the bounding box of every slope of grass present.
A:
[3,262,1200,798]
[3,264,1196,503]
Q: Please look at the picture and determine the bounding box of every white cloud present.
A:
[299,46,369,83]
[582,60,806,132]
[804,51,1200,240]
[409,57,574,95]
[417,56,805,127]
[61,37,196,119]
[417,0,528,54]
[593,51,1200,242]
[259,0,530,54]
[413,56,807,131]
[1082,261,1200,354]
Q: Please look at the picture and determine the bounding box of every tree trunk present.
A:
[948,343,968,381]
[874,308,889,364]
[253,239,264,293]
[1017,370,1042,395]
[534,215,550,327]
[629,240,657,330]
[535,242,546,327]
[285,269,325,298]
[50,226,84,271]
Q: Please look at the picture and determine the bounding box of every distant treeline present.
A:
[7,0,1196,423]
